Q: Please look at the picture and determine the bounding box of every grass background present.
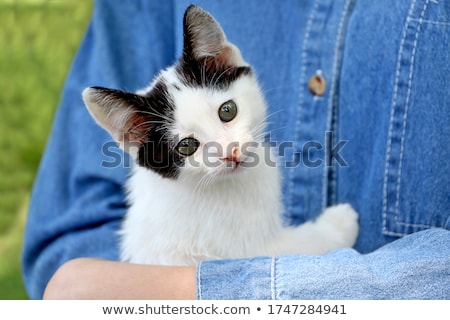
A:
[0,0,92,299]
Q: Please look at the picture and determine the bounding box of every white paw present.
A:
[316,203,359,248]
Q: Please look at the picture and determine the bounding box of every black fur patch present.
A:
[86,85,184,179]
[175,58,252,90]
[137,82,184,179]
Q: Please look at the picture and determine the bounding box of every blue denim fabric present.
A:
[198,229,449,299]
[22,0,450,299]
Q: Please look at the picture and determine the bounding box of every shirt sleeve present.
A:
[197,228,450,299]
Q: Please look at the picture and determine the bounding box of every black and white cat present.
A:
[82,5,358,265]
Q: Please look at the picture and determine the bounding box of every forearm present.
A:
[43,229,449,300]
[44,258,196,300]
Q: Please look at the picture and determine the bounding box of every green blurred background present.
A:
[0,0,92,299]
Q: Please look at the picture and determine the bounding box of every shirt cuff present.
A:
[196,256,275,299]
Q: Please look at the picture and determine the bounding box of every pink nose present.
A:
[221,146,240,163]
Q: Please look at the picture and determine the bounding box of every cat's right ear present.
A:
[82,87,151,150]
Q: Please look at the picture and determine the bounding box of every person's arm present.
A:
[43,259,196,300]
[42,228,449,300]
[196,228,450,299]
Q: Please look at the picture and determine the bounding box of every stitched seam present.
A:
[395,0,429,226]
[322,0,355,210]
[196,262,202,300]
[382,229,425,237]
[288,0,319,217]
[270,256,276,300]
[409,18,450,26]
[382,0,417,234]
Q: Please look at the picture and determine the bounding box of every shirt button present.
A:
[308,74,326,96]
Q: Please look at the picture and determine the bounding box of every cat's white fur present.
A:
[121,70,358,264]
[83,5,359,265]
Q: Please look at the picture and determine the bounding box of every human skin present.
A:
[43,258,196,300]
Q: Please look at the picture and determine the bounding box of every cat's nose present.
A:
[221,145,241,163]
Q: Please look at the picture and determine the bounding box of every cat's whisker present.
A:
[194,172,213,193]
[132,109,174,124]
[201,62,207,86]
[262,125,287,137]
[127,121,165,139]
[251,126,287,145]
[195,177,208,193]
[250,121,267,135]
[256,109,283,131]
[155,129,172,146]
[265,108,283,120]
[131,120,164,129]
[249,109,286,141]
[192,162,226,192]
[261,85,299,97]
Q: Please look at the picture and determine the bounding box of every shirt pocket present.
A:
[383,0,450,237]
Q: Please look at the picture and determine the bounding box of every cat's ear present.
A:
[183,5,246,68]
[82,87,151,149]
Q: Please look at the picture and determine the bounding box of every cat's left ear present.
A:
[182,5,247,68]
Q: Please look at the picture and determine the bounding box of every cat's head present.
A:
[83,5,267,181]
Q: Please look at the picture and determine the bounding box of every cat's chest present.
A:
[122,164,282,263]
[127,166,279,225]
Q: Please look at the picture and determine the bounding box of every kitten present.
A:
[82,5,359,265]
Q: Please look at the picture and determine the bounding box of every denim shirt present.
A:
[22,0,450,299]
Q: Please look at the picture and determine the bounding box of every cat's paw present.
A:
[316,203,359,248]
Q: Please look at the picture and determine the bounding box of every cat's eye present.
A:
[176,137,200,156]
[218,100,238,122]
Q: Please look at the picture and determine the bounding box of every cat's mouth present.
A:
[219,145,247,172]
[221,158,242,171]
